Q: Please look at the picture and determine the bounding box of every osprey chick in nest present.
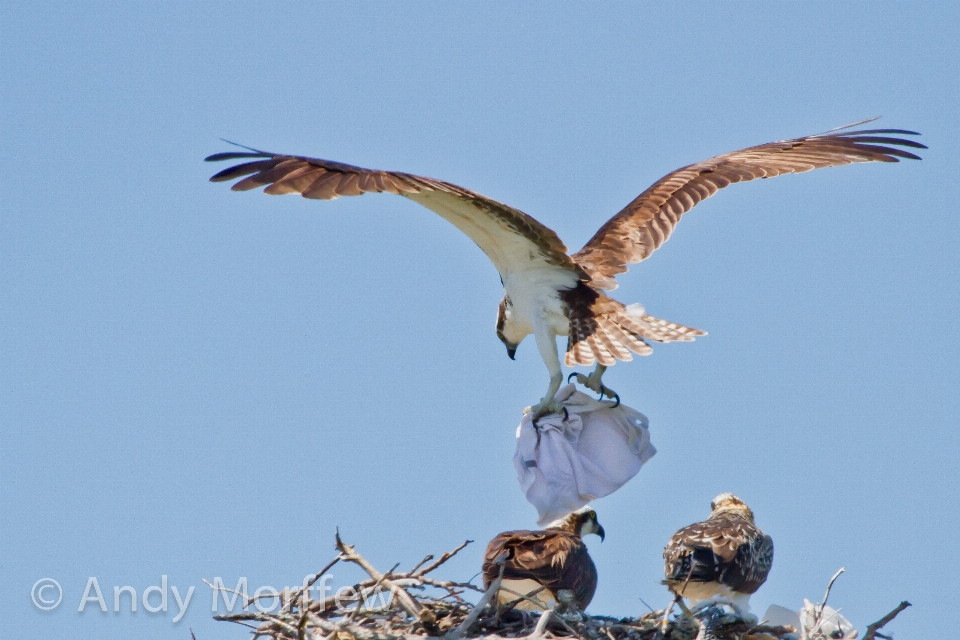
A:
[482,507,605,611]
[206,121,923,418]
[663,493,773,613]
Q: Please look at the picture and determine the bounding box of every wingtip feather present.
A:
[205,151,272,163]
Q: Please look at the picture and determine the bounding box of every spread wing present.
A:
[664,516,773,595]
[483,530,597,608]
[206,149,586,281]
[573,121,926,289]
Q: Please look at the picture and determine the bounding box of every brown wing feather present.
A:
[665,516,753,564]
[206,149,585,279]
[663,515,773,596]
[573,123,925,289]
[483,529,598,610]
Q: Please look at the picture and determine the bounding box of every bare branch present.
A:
[335,531,437,628]
[448,553,505,639]
[531,610,554,639]
[410,554,435,574]
[498,585,548,614]
[347,562,401,622]
[656,594,680,640]
[822,567,845,608]
[863,601,911,640]
[805,567,847,632]
[417,576,484,594]
[415,540,473,576]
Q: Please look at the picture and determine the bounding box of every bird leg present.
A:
[568,365,620,406]
[527,371,565,421]
[689,598,754,625]
[692,605,725,640]
[555,589,582,620]
[527,326,566,420]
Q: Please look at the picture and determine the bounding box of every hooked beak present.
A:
[506,346,517,360]
[596,525,606,542]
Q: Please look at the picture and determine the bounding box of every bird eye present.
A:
[830,631,845,639]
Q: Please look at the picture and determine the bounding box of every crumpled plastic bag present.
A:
[763,600,858,640]
[800,599,858,640]
[514,383,656,526]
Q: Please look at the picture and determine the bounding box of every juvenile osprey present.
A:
[663,493,773,612]
[206,121,923,417]
[482,507,604,611]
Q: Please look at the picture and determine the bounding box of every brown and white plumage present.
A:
[206,121,923,416]
[663,493,773,612]
[482,508,605,611]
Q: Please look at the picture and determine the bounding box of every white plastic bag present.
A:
[514,384,656,525]
[763,600,858,640]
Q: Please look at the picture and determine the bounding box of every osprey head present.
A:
[710,493,755,521]
[496,295,524,360]
[577,507,606,542]
[547,507,606,542]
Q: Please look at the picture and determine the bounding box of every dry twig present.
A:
[863,601,911,640]
[449,554,505,639]
[415,539,472,576]
[810,567,846,632]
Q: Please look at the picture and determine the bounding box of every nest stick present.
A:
[415,539,473,576]
[449,557,505,639]
[336,530,434,626]
[863,601,911,640]
[498,585,549,613]
[530,610,555,639]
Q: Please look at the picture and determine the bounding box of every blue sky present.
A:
[2,3,957,638]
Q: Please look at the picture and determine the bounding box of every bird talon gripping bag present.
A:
[514,384,656,525]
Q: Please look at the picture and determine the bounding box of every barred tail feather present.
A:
[635,313,706,343]
[586,334,616,367]
[596,323,632,361]
[563,310,704,367]
[567,339,595,367]
[602,321,646,357]
[616,309,705,344]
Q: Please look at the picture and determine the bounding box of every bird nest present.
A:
[213,535,907,640]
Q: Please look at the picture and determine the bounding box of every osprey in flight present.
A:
[663,493,773,613]
[482,507,604,611]
[206,121,923,417]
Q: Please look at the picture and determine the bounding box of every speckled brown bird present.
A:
[664,493,773,612]
[206,121,923,418]
[482,508,605,611]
